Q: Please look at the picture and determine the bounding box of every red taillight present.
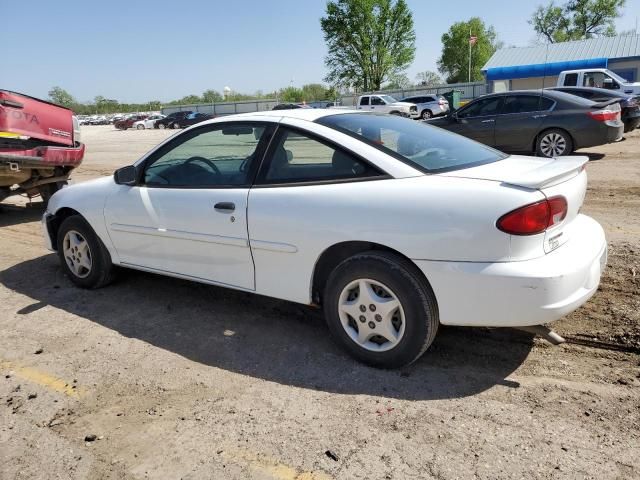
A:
[588,104,621,122]
[497,196,568,235]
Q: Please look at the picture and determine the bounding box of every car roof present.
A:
[547,86,628,98]
[210,108,361,123]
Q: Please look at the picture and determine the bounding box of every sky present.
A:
[2,0,639,103]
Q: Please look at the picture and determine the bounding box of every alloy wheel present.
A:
[540,132,567,157]
[337,278,405,352]
[62,230,92,278]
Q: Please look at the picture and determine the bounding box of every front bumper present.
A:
[413,214,607,327]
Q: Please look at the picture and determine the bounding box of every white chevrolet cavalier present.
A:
[43,109,607,368]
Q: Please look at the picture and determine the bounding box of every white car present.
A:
[42,109,607,368]
[133,114,165,130]
[356,94,417,117]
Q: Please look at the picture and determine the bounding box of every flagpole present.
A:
[468,28,472,83]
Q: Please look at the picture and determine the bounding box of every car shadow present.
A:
[0,255,535,401]
[578,152,606,161]
[0,202,46,227]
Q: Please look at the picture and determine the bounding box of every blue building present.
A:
[482,34,640,92]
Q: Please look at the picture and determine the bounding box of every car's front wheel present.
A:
[56,215,115,289]
[323,251,438,368]
[172,122,180,129]
[136,124,144,130]
[421,109,433,119]
[158,123,166,129]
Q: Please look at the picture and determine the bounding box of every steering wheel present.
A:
[184,156,221,175]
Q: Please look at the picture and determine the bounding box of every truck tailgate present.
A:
[0,90,74,147]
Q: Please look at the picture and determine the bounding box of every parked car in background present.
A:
[402,94,449,119]
[43,109,606,368]
[428,90,623,157]
[557,68,640,95]
[114,114,148,130]
[155,111,192,129]
[548,86,640,132]
[173,112,214,129]
[272,103,311,110]
[133,114,166,130]
[356,94,417,117]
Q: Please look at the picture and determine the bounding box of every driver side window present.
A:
[143,124,266,187]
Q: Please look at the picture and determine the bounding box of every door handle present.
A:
[214,202,235,212]
[532,114,548,119]
[481,119,495,123]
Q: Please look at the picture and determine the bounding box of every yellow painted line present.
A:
[0,131,22,138]
[1,360,84,398]
[221,448,332,480]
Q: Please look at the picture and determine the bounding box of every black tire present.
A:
[56,215,115,289]
[323,251,439,368]
[38,181,67,205]
[136,124,144,130]
[536,129,573,158]
[158,123,166,129]
[172,122,180,129]
[421,109,433,120]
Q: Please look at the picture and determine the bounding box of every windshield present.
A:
[317,113,507,173]
[379,95,398,103]
[606,70,628,84]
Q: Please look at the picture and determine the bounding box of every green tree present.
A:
[279,86,304,102]
[530,0,625,43]
[177,94,202,104]
[384,73,412,89]
[202,89,223,103]
[48,86,76,107]
[320,0,416,91]
[415,71,443,87]
[437,18,501,83]
[301,83,331,101]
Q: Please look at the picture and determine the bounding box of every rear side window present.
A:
[317,113,507,173]
[359,97,369,106]
[564,73,578,86]
[259,129,380,184]
[502,95,553,114]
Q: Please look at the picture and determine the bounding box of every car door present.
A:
[104,122,273,290]
[358,96,370,111]
[494,95,553,152]
[247,125,386,303]
[450,96,503,146]
[370,96,387,113]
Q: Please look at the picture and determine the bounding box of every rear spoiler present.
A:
[501,156,589,189]
[592,98,621,109]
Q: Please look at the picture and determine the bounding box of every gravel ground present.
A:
[1,125,639,480]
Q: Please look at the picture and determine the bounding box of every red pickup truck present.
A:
[1,90,84,204]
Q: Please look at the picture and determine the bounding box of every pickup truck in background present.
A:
[558,69,640,95]
[0,90,84,204]
[356,94,417,117]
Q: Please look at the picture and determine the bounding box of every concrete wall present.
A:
[510,76,559,90]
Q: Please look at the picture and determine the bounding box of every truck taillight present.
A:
[497,196,568,235]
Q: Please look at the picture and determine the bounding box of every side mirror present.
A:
[114,165,138,186]
[451,111,460,122]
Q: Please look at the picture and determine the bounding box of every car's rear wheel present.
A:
[136,124,144,130]
[172,122,180,129]
[536,129,572,157]
[56,215,115,289]
[421,109,433,119]
[323,251,438,368]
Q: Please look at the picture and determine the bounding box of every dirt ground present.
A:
[1,125,639,480]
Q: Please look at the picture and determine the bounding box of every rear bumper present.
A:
[413,214,607,327]
[0,143,85,167]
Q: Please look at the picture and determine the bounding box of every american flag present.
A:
[469,36,478,46]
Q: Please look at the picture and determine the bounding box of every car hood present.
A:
[439,154,589,189]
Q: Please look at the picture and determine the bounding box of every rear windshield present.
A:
[317,113,507,173]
